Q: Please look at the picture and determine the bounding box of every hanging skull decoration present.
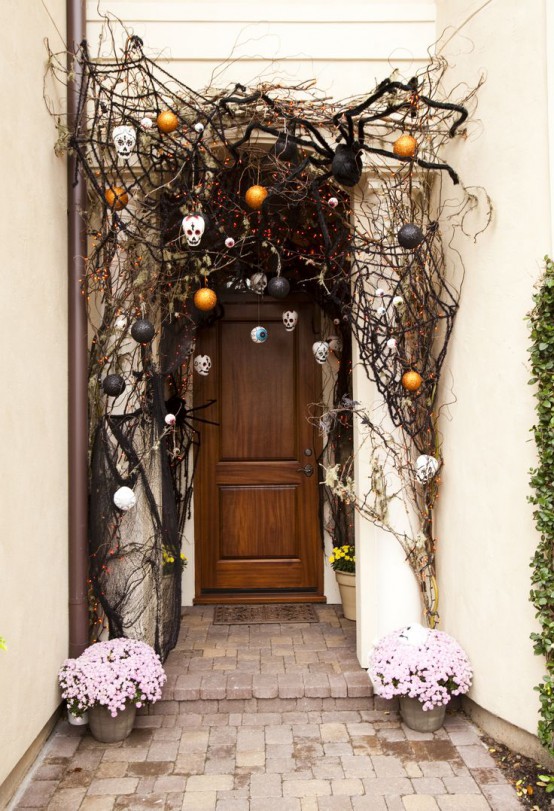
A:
[194,354,212,376]
[249,272,267,294]
[251,326,268,343]
[182,214,206,247]
[112,125,136,159]
[415,454,440,484]
[312,341,330,364]
[282,310,298,332]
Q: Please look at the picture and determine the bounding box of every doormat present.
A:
[213,604,319,625]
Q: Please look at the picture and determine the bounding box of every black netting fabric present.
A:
[90,375,182,660]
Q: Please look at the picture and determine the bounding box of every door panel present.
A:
[194,294,324,602]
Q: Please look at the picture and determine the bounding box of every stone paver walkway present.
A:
[9,607,521,811]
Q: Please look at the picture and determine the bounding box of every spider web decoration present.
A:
[47,22,489,644]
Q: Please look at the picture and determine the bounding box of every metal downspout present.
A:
[67,0,89,658]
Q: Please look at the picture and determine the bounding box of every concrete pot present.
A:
[399,696,446,732]
[88,702,137,743]
[335,570,356,621]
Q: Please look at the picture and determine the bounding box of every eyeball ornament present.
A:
[251,326,268,343]
[165,413,177,427]
[386,338,397,350]
[194,122,205,134]
[113,486,137,512]
[415,454,440,484]
[328,197,339,208]
[140,116,153,130]
[225,237,235,248]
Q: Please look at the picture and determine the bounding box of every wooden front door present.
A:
[194,294,324,602]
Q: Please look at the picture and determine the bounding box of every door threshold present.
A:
[194,593,327,605]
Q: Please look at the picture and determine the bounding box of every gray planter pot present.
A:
[88,702,137,743]
[399,696,446,732]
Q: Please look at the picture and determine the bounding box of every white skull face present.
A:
[312,341,329,364]
[282,310,298,331]
[415,454,439,484]
[194,354,212,376]
[112,125,136,159]
[182,214,205,247]
[249,272,267,294]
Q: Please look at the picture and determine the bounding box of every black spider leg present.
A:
[360,145,460,185]
[336,77,468,138]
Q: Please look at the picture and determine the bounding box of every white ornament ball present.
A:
[225,237,235,248]
[376,306,387,317]
[140,117,153,129]
[165,413,177,426]
[415,454,440,484]
[392,295,404,307]
[386,338,397,350]
[113,486,137,511]
[375,288,385,298]
[328,197,339,208]
[194,122,205,133]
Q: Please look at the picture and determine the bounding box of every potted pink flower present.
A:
[58,638,166,742]
[368,624,473,731]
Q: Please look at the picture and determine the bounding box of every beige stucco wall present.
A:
[0,0,68,791]
[435,0,550,736]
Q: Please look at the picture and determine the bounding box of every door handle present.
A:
[297,463,314,477]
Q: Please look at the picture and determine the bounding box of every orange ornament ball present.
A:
[105,186,129,210]
[401,370,423,392]
[193,287,218,311]
[157,110,179,134]
[393,134,417,158]
[245,185,268,210]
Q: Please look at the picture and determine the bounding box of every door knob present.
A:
[297,463,314,477]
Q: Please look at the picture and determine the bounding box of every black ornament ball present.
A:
[102,374,126,397]
[331,145,362,187]
[397,223,425,249]
[131,318,155,343]
[273,133,299,163]
[267,276,290,299]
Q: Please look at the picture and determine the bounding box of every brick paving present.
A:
[9,607,521,810]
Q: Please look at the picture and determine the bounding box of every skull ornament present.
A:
[282,310,298,332]
[182,214,206,247]
[112,125,136,159]
[249,272,267,294]
[194,354,212,376]
[415,454,440,484]
[312,341,330,364]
